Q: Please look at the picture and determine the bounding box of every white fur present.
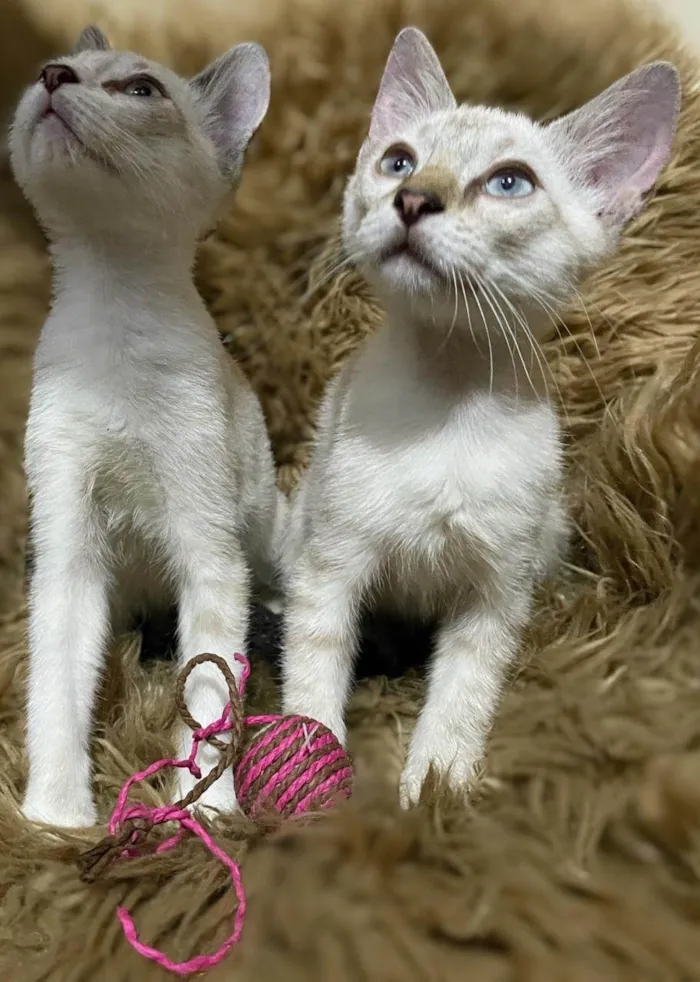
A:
[281,28,679,807]
[10,29,281,827]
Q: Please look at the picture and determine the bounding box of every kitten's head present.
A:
[343,28,680,331]
[9,27,270,242]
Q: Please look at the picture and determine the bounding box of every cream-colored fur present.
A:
[10,27,281,827]
[281,27,680,807]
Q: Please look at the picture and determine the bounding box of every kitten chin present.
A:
[377,242,447,292]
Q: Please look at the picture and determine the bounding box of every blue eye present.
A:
[485,167,535,198]
[379,146,416,178]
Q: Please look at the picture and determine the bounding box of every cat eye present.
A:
[484,166,536,199]
[379,146,416,178]
[121,75,166,98]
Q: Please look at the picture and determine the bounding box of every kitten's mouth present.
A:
[38,105,80,145]
[36,106,113,172]
[380,241,445,282]
[379,242,481,296]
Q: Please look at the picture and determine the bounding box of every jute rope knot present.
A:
[77,651,353,976]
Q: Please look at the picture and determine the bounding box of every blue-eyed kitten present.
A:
[281,27,680,806]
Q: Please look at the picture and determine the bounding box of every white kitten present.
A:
[281,28,680,807]
[10,26,284,827]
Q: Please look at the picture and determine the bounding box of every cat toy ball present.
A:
[78,652,353,976]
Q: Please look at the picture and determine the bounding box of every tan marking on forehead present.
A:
[401,166,461,209]
[97,53,123,73]
[491,137,516,157]
[64,52,153,76]
[99,54,152,75]
[123,58,151,73]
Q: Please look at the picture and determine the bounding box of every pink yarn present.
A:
[235,717,352,818]
[106,653,351,976]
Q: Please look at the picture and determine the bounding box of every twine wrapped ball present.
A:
[175,653,353,820]
[77,652,353,977]
[235,713,353,819]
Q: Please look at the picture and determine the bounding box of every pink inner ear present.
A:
[621,122,676,195]
[552,62,680,220]
[600,84,677,195]
[191,43,270,165]
[369,27,456,143]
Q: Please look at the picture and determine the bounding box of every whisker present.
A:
[299,249,365,303]
[503,269,608,412]
[472,271,521,401]
[535,299,608,411]
[486,279,541,404]
[572,288,603,356]
[469,274,494,396]
[535,294,607,408]
[483,275,553,407]
[437,268,460,354]
[457,271,482,356]
[489,280,549,393]
[487,279,574,430]
[578,292,621,341]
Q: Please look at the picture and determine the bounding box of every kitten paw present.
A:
[398,767,425,810]
[399,747,477,809]
[21,793,97,829]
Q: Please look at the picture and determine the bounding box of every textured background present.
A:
[1,0,700,980]
[665,0,700,48]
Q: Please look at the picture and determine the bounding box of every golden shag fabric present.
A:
[2,0,700,978]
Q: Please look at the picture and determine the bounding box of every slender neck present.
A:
[382,294,551,402]
[49,228,199,307]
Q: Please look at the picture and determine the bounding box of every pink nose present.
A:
[394,189,445,227]
[40,64,79,93]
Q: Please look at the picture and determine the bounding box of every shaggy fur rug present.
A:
[2,0,700,979]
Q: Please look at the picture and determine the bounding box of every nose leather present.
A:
[394,188,445,227]
[41,64,79,94]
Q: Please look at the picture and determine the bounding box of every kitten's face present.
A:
[344,106,605,312]
[344,28,679,333]
[9,28,270,241]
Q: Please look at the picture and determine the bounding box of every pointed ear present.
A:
[548,62,680,226]
[369,27,456,143]
[190,43,270,173]
[73,26,111,54]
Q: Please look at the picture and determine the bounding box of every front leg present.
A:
[173,534,251,815]
[23,487,110,828]
[282,538,374,745]
[399,581,532,808]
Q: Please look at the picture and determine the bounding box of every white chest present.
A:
[313,368,562,612]
[25,299,234,526]
[338,412,551,532]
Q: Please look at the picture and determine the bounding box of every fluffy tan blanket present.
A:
[1,0,700,978]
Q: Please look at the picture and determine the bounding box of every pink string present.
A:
[109,653,252,976]
[108,653,350,975]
